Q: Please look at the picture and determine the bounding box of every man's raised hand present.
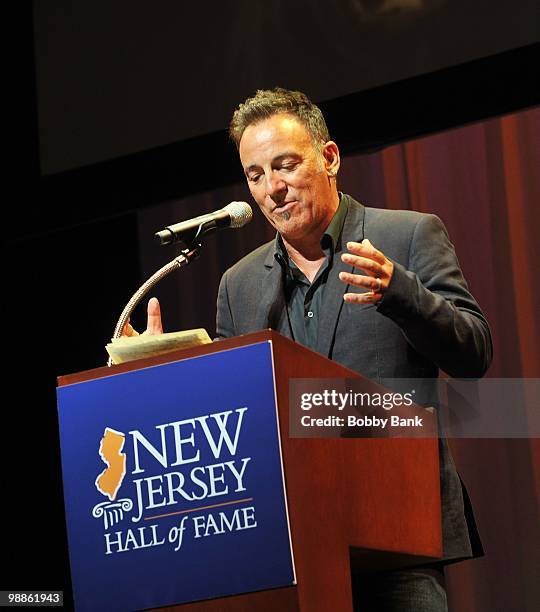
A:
[339,239,394,304]
[122,297,164,336]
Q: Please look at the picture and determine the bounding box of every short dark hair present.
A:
[229,87,330,149]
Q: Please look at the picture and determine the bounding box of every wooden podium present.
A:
[58,330,441,612]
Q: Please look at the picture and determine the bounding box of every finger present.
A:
[339,271,383,291]
[344,291,382,304]
[346,239,386,265]
[144,297,163,336]
[341,253,384,278]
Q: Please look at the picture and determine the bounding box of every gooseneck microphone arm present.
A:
[106,244,201,367]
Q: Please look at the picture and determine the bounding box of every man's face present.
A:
[239,114,339,243]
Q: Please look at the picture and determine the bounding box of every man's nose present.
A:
[265,172,287,200]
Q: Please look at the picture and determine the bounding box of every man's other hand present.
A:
[121,297,164,336]
[339,239,394,304]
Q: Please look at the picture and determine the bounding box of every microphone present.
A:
[155,201,253,246]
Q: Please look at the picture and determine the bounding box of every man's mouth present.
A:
[273,200,297,214]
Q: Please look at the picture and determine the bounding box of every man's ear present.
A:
[323,141,340,177]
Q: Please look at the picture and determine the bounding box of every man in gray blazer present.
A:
[216,88,492,611]
[134,87,491,610]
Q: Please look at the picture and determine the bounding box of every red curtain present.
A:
[339,107,540,611]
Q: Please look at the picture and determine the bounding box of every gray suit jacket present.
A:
[217,194,492,562]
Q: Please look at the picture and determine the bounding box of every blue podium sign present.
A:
[57,341,295,611]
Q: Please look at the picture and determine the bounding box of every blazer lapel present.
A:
[254,246,293,339]
[316,196,366,357]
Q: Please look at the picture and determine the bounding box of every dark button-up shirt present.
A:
[274,196,348,348]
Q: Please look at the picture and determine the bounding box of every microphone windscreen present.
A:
[224,201,253,228]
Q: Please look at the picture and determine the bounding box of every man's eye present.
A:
[249,174,262,183]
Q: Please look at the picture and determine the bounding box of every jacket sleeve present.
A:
[376,213,493,378]
[216,269,235,339]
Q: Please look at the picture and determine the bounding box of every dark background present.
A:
[6,1,539,609]
[33,0,538,176]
